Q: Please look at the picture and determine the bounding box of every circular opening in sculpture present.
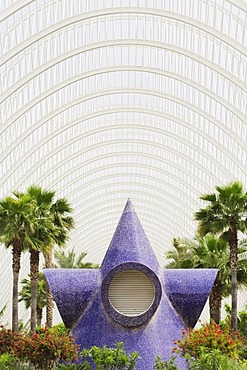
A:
[101,263,162,327]
[108,269,155,316]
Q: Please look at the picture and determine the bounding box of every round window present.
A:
[108,269,155,316]
[101,263,162,327]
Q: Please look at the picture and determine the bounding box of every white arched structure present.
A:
[0,0,246,324]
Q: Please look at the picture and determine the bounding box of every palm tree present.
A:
[15,185,59,332]
[26,186,74,328]
[54,247,99,268]
[165,237,196,269]
[0,193,41,331]
[194,181,247,330]
[29,205,57,332]
[0,304,7,325]
[166,235,247,323]
[19,273,47,326]
[45,198,74,327]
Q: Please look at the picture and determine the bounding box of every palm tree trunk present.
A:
[30,248,40,332]
[229,223,238,331]
[12,242,22,332]
[36,307,43,327]
[46,288,53,328]
[44,247,53,328]
[209,273,222,324]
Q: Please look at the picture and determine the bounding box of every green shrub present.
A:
[153,356,179,369]
[37,323,69,337]
[186,349,246,370]
[80,342,139,369]
[0,353,29,370]
[220,304,247,359]
[55,365,85,370]
[50,323,69,336]
[0,353,16,370]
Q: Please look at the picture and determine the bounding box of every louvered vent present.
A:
[108,269,155,316]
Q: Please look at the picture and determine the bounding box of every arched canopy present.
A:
[0,0,246,323]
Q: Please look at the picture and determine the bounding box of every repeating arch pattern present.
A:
[0,0,246,324]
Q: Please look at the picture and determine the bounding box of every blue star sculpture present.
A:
[44,200,217,369]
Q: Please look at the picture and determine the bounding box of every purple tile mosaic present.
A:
[44,199,217,369]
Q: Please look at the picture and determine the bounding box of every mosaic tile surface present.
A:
[44,200,217,369]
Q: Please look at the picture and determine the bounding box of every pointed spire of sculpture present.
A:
[100,199,160,279]
[122,197,135,213]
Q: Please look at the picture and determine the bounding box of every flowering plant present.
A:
[173,321,243,359]
[0,326,79,370]
[0,325,22,355]
[16,327,79,369]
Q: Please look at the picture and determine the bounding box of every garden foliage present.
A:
[0,326,78,370]
[153,356,179,370]
[173,321,243,359]
[186,349,247,370]
[1,318,247,369]
[80,342,139,369]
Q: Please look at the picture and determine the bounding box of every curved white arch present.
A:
[72,202,192,242]
[69,194,199,237]
[6,117,235,190]
[4,67,246,130]
[45,151,224,193]
[11,151,218,199]
[2,39,245,105]
[73,223,185,260]
[73,197,194,233]
[2,7,246,67]
[3,77,245,170]
[63,173,202,214]
[0,0,34,22]
[3,89,244,180]
[3,112,245,187]
[69,185,198,221]
[69,210,195,261]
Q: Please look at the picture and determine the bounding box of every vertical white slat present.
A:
[108,270,155,316]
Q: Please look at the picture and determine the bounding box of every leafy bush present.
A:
[153,356,179,369]
[186,349,246,370]
[0,326,22,355]
[0,353,30,370]
[49,322,69,336]
[36,323,69,337]
[0,326,78,370]
[14,327,78,370]
[0,353,17,369]
[220,304,247,359]
[173,321,243,359]
[55,365,85,370]
[80,342,139,369]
